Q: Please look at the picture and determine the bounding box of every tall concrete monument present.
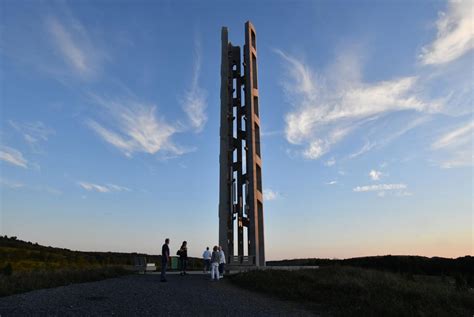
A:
[219,21,265,267]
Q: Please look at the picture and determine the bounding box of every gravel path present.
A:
[0,273,316,316]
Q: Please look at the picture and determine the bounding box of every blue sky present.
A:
[1,0,472,259]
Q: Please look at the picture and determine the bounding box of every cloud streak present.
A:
[45,14,105,79]
[0,178,24,189]
[0,146,28,168]
[420,0,474,65]
[431,120,473,150]
[353,183,406,192]
[87,95,190,158]
[276,49,440,160]
[432,120,473,168]
[9,120,55,152]
[181,37,207,132]
[78,181,130,193]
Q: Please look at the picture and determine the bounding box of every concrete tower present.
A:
[219,21,265,267]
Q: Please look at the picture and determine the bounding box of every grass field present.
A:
[0,236,207,297]
[229,266,474,316]
[0,266,130,297]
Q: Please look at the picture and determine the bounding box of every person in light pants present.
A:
[202,247,211,273]
[210,246,220,281]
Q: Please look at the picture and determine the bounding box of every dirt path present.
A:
[0,273,316,316]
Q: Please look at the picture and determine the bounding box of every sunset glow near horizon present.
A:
[1,0,472,260]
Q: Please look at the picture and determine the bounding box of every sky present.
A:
[0,0,472,260]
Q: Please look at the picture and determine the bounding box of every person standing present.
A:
[178,241,188,276]
[161,238,170,282]
[218,246,226,278]
[202,247,211,273]
[210,246,220,281]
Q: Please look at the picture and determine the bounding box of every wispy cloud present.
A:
[0,178,24,189]
[9,120,55,151]
[353,184,407,192]
[263,188,280,201]
[78,181,130,193]
[353,183,411,197]
[348,141,376,159]
[438,153,473,169]
[369,170,382,181]
[0,146,28,168]
[324,157,336,167]
[432,120,473,150]
[45,15,104,79]
[181,36,207,132]
[276,49,440,160]
[431,120,473,168]
[0,178,61,195]
[87,95,190,158]
[326,180,338,185]
[353,183,407,192]
[420,0,474,65]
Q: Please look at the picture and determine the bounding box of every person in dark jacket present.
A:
[178,241,188,276]
[161,238,170,282]
[210,245,220,281]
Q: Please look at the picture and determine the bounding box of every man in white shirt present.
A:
[202,247,211,273]
[218,246,226,278]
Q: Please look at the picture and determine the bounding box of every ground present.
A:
[0,273,316,316]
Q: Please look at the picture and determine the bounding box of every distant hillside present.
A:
[268,255,474,283]
[0,235,201,271]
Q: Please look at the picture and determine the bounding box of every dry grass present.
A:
[229,266,474,316]
[0,266,130,297]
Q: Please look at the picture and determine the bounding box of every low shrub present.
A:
[2,263,13,276]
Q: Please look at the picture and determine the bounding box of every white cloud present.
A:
[431,120,473,150]
[420,0,474,65]
[47,18,88,75]
[432,120,473,168]
[9,121,55,151]
[78,182,130,193]
[353,183,407,192]
[0,146,28,168]
[303,139,327,159]
[369,170,382,181]
[87,95,189,158]
[326,180,337,185]
[45,15,104,78]
[276,49,440,160]
[0,178,24,189]
[0,178,61,194]
[439,152,473,168]
[263,189,280,201]
[324,157,336,166]
[181,37,207,132]
[348,141,376,159]
[106,184,131,192]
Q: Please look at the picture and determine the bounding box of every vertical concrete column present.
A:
[244,21,265,266]
[219,27,232,262]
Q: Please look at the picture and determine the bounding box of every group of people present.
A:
[160,238,226,282]
[202,245,226,280]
